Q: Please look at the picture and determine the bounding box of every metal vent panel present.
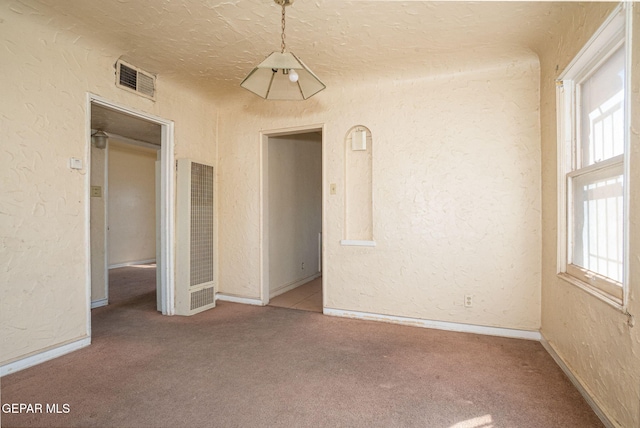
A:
[190,286,215,310]
[137,72,155,97]
[119,63,137,90]
[115,60,156,100]
[190,162,214,287]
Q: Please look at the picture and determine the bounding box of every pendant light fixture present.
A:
[240,0,325,100]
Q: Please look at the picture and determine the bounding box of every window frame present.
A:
[556,3,631,309]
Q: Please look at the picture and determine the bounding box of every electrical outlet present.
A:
[464,294,473,308]
[90,186,102,198]
[301,262,305,270]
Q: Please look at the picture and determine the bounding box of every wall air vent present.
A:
[115,59,156,100]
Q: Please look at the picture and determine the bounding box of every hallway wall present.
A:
[108,140,158,267]
[268,133,322,297]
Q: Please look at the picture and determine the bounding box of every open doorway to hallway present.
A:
[106,137,159,310]
[269,276,322,313]
[105,263,157,309]
[262,128,323,313]
[88,99,172,316]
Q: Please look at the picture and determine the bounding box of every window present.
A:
[557,5,629,306]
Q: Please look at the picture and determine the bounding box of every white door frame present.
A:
[86,93,176,324]
[259,124,325,306]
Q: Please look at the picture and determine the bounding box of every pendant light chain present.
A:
[281,2,286,53]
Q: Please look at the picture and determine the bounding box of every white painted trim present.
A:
[323,308,541,341]
[84,96,93,338]
[108,259,157,269]
[104,141,110,307]
[555,74,569,277]
[622,1,633,310]
[270,273,322,299]
[318,232,322,272]
[155,158,162,312]
[540,336,615,428]
[340,239,376,247]
[321,125,327,311]
[162,121,176,315]
[215,294,264,306]
[90,298,108,309]
[260,131,269,305]
[0,337,91,377]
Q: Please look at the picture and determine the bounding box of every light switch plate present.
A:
[69,157,83,170]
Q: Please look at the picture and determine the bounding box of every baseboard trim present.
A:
[540,335,616,428]
[270,273,322,299]
[323,308,541,341]
[1,337,91,377]
[215,293,264,306]
[108,259,156,269]
[91,298,108,309]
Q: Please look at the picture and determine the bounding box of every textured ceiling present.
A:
[19,0,580,98]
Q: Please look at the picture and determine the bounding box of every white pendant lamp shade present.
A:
[241,52,326,100]
[241,0,325,100]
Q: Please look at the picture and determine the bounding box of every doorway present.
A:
[87,95,175,321]
[106,139,158,309]
[260,125,324,312]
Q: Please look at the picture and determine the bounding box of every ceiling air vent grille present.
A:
[115,60,156,100]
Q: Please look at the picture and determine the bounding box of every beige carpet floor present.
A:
[0,266,602,427]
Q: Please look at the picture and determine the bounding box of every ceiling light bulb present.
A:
[288,69,299,83]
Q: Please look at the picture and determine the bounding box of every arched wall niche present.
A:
[343,125,373,244]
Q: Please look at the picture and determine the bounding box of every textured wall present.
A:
[268,134,322,296]
[107,141,157,267]
[218,48,542,330]
[0,5,216,365]
[538,4,640,427]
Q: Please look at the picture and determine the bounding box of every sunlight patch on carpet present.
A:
[450,414,494,428]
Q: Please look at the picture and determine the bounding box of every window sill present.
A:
[557,272,624,311]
